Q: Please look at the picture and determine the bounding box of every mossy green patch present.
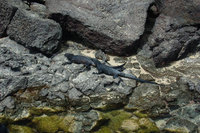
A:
[0,115,12,124]
[137,118,160,133]
[133,110,148,118]
[95,110,132,133]
[95,110,160,133]
[9,125,34,133]
[29,106,65,116]
[32,115,59,133]
[32,115,75,133]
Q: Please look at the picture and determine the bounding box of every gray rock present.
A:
[72,68,133,96]
[30,2,47,18]
[0,0,17,37]
[7,9,62,55]
[0,96,15,111]
[0,38,54,101]
[0,37,29,54]
[148,0,200,67]
[74,110,100,133]
[160,0,200,25]
[27,73,53,87]
[163,117,198,133]
[126,84,167,117]
[0,76,28,101]
[8,0,30,9]
[170,104,200,126]
[46,0,154,55]
[67,88,83,100]
[95,50,109,62]
[39,88,49,97]
[196,82,200,94]
[90,92,128,110]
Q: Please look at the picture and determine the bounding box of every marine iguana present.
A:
[64,53,95,70]
[64,53,125,71]
[92,58,160,85]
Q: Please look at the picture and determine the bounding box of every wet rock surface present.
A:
[46,0,154,55]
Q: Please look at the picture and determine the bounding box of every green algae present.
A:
[137,118,160,133]
[9,125,34,133]
[32,115,59,133]
[0,115,12,124]
[94,110,160,133]
[32,115,75,133]
[133,110,148,118]
[95,110,132,133]
[29,106,65,116]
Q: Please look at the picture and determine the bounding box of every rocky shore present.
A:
[0,0,200,132]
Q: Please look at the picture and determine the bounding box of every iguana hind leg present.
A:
[85,64,91,70]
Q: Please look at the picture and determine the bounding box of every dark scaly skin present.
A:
[92,58,160,85]
[64,53,126,71]
[111,62,126,72]
[64,53,95,70]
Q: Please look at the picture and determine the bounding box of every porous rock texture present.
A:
[46,0,154,55]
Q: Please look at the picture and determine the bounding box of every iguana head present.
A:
[64,53,74,60]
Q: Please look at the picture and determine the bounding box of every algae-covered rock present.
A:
[137,118,159,133]
[120,117,160,133]
[29,106,65,116]
[95,110,132,133]
[9,125,34,133]
[94,109,160,133]
[121,119,140,132]
[32,115,75,133]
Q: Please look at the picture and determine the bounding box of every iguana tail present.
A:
[111,62,126,72]
[118,72,159,85]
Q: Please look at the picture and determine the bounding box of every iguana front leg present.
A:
[80,65,91,72]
